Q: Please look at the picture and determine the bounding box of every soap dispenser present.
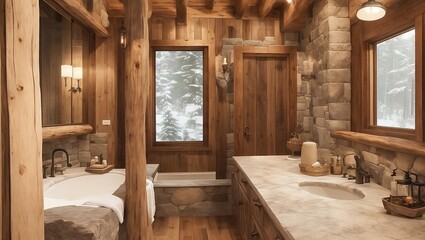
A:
[331,155,342,175]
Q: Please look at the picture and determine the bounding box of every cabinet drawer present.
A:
[238,171,250,195]
[263,209,285,240]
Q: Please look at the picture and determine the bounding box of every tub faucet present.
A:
[51,148,71,177]
[353,154,370,184]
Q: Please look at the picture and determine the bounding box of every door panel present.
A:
[236,54,293,156]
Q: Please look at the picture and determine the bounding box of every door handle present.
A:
[244,127,252,137]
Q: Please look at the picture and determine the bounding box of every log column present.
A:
[5,0,44,239]
[125,0,153,238]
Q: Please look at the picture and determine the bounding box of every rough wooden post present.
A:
[125,0,153,238]
[5,0,44,239]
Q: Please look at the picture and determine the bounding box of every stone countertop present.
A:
[233,155,425,240]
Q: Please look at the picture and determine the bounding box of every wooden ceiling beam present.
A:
[258,0,276,18]
[206,0,214,10]
[281,0,314,32]
[176,0,188,25]
[235,0,250,19]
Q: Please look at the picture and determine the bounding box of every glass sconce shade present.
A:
[61,65,73,78]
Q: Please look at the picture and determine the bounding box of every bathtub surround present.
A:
[42,133,108,173]
[154,178,232,217]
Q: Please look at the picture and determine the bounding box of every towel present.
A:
[84,195,124,223]
[146,179,156,223]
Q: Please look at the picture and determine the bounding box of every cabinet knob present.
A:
[252,199,262,208]
[250,230,259,239]
[241,179,248,184]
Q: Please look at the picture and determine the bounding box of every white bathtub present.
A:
[43,168,125,210]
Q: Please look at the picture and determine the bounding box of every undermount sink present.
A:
[299,182,365,200]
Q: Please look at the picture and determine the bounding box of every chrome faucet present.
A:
[353,154,370,184]
[50,148,71,177]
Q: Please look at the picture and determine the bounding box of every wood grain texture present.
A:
[235,0,250,19]
[281,0,313,32]
[234,46,297,156]
[331,131,425,157]
[258,0,276,18]
[42,124,93,142]
[125,0,153,238]
[54,0,109,37]
[0,0,7,237]
[153,216,242,240]
[176,0,188,25]
[5,0,44,238]
[206,0,214,10]
[95,18,121,166]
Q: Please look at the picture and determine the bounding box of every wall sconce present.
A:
[119,24,127,49]
[356,0,386,21]
[61,64,73,87]
[222,57,228,81]
[70,67,82,93]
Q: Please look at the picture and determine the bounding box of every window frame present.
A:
[368,27,417,137]
[352,16,424,141]
[148,41,213,151]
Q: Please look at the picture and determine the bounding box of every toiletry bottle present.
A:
[334,156,342,175]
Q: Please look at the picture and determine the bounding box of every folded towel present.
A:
[84,195,124,223]
[146,179,156,223]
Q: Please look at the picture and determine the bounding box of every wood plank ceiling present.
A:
[106,0,315,32]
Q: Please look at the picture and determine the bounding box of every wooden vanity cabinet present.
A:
[232,167,285,240]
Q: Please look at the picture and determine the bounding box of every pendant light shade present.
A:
[356,0,386,21]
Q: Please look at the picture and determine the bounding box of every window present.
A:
[374,29,415,129]
[150,46,209,149]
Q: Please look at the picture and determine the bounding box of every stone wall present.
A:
[154,185,232,216]
[42,133,108,175]
[297,0,351,162]
[296,0,425,196]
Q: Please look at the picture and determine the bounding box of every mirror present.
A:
[40,0,90,126]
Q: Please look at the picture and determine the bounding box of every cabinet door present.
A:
[238,183,252,240]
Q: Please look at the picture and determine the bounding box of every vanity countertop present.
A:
[233,155,425,240]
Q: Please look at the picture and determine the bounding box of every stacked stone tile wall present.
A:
[297,0,425,195]
[154,185,232,216]
[42,133,108,175]
[297,0,351,163]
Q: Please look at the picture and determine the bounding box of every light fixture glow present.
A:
[286,0,292,3]
[72,67,83,80]
[356,0,386,21]
[61,65,73,78]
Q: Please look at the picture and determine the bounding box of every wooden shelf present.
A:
[43,124,93,142]
[331,131,425,157]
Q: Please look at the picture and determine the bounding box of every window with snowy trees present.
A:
[375,29,415,129]
[154,49,206,143]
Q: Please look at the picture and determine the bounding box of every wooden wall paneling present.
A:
[350,21,363,132]
[5,0,44,238]
[163,18,177,40]
[150,18,163,41]
[115,18,126,168]
[95,18,120,166]
[176,19,188,40]
[241,56,256,155]
[125,0,153,237]
[258,0,276,18]
[216,59,227,178]
[274,57,286,154]
[86,31,97,129]
[234,46,244,156]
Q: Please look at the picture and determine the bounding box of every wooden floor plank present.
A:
[153,216,241,240]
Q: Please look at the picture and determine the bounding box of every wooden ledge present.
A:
[331,131,425,157]
[43,124,93,142]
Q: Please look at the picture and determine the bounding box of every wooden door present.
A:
[234,46,297,156]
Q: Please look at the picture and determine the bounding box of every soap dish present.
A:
[299,163,329,176]
[382,196,425,218]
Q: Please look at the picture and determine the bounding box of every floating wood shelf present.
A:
[43,124,93,142]
[331,131,425,157]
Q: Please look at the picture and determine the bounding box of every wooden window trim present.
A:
[352,15,424,142]
[148,40,214,152]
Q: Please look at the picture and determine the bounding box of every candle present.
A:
[223,57,227,65]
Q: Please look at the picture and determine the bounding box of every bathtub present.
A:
[44,168,125,210]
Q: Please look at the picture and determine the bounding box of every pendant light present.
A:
[356,0,386,21]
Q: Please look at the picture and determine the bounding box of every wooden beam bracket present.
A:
[176,0,188,25]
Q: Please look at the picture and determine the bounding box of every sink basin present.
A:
[299,182,365,200]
